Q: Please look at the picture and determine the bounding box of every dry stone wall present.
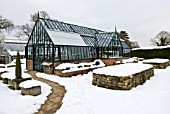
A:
[143,61,170,69]
[92,67,154,90]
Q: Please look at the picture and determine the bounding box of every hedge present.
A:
[132,47,170,60]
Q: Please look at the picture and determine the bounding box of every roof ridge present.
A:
[39,18,104,33]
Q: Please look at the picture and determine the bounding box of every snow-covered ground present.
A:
[36,66,170,114]
[1,58,170,114]
[0,59,52,114]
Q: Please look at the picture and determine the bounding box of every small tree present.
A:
[15,52,22,79]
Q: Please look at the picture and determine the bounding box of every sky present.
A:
[1,0,170,47]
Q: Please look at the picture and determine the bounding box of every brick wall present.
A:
[27,59,33,71]
[101,58,128,66]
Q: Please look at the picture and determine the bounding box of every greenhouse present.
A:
[0,38,27,64]
[25,18,131,72]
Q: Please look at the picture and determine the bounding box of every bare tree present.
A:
[31,11,51,22]
[16,11,50,39]
[16,24,33,38]
[0,15,14,36]
[151,31,170,46]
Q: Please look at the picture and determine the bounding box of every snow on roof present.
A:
[132,45,170,50]
[7,50,25,56]
[46,30,88,46]
[19,80,41,88]
[4,39,27,44]
[93,63,153,76]
[143,58,169,63]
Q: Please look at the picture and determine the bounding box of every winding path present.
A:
[27,71,66,114]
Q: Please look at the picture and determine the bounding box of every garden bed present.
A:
[143,58,170,69]
[55,59,105,77]
[1,72,32,89]
[19,80,41,96]
[92,63,154,90]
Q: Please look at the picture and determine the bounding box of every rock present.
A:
[21,86,41,96]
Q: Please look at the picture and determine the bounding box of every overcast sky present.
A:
[1,0,170,47]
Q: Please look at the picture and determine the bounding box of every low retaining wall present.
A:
[143,61,170,69]
[92,67,154,90]
[55,68,93,77]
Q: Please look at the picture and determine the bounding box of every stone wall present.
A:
[27,59,33,71]
[92,67,154,90]
[143,61,170,69]
[43,60,93,74]
[54,68,93,77]
[21,86,41,96]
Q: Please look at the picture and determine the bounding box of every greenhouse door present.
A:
[33,45,43,72]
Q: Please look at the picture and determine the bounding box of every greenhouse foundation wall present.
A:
[26,58,129,75]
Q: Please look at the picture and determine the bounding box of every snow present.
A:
[4,39,27,44]
[10,58,26,64]
[1,72,32,79]
[47,30,87,46]
[122,57,137,63]
[1,59,31,79]
[132,45,170,50]
[0,68,7,73]
[7,50,25,56]
[0,80,51,114]
[55,63,77,70]
[0,59,52,114]
[41,62,52,66]
[36,66,170,114]
[143,58,169,63]
[93,63,153,76]
[19,80,43,88]
[1,58,170,114]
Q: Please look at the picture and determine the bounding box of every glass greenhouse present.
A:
[26,18,131,72]
[0,39,26,64]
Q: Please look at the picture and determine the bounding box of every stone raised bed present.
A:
[55,59,105,77]
[19,80,41,96]
[93,63,154,90]
[55,68,94,77]
[143,59,170,69]
[1,72,32,90]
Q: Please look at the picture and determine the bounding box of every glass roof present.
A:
[121,41,130,49]
[46,30,88,46]
[96,32,117,47]
[3,42,26,52]
[81,35,96,46]
[38,18,130,49]
[41,19,102,36]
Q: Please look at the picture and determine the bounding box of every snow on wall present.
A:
[143,58,169,63]
[132,45,170,50]
[93,63,153,76]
